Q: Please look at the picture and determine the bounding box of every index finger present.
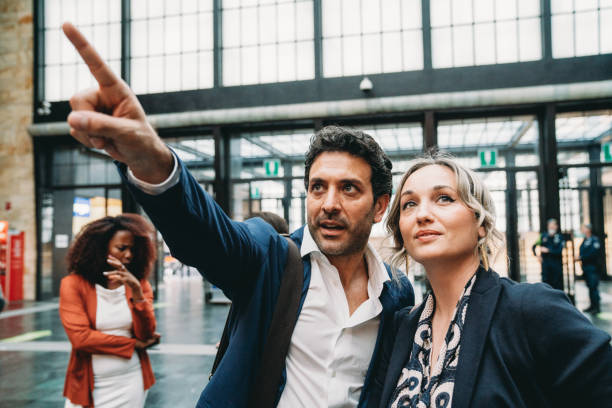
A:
[62,22,123,89]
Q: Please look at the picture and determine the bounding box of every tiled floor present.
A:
[1,277,610,407]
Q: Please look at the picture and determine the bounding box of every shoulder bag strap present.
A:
[210,236,304,402]
[250,236,304,407]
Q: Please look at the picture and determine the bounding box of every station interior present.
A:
[1,0,611,406]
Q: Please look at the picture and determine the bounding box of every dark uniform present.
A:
[580,235,602,312]
[533,232,565,290]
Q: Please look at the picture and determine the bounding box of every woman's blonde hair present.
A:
[386,152,505,271]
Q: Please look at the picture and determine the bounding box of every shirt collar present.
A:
[300,226,320,257]
[301,226,390,296]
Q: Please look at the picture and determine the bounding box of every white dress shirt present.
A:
[127,156,390,406]
[277,227,389,408]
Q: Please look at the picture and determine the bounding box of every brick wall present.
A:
[0,0,36,300]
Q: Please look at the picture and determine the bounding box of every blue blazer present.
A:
[371,268,612,408]
[116,157,415,407]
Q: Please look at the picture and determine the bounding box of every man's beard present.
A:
[307,207,375,257]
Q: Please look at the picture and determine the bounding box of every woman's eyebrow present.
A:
[432,185,455,191]
[401,185,455,196]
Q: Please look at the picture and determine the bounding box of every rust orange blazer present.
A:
[59,274,156,407]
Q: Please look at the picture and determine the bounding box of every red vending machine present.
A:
[0,222,24,301]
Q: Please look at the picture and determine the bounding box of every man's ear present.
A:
[373,194,391,223]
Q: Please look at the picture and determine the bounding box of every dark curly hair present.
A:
[304,125,393,201]
[66,214,156,287]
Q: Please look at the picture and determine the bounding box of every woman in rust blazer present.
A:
[60,214,159,407]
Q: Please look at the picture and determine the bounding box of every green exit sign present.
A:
[263,159,280,176]
[479,149,497,167]
[603,143,612,163]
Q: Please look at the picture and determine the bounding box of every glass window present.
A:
[230,129,313,179]
[556,110,612,165]
[52,146,121,186]
[431,0,541,68]
[357,123,423,174]
[556,111,612,142]
[130,0,214,94]
[222,0,315,86]
[551,0,612,58]
[437,116,539,167]
[166,135,216,181]
[322,0,423,77]
[43,0,122,102]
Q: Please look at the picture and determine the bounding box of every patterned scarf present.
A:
[390,273,477,408]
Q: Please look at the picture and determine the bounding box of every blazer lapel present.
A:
[380,302,424,407]
[451,269,502,408]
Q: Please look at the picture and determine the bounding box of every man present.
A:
[532,218,565,291]
[578,223,602,314]
[61,23,414,408]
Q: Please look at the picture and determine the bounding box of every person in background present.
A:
[60,214,160,408]
[578,223,602,314]
[248,211,289,234]
[372,153,612,408]
[532,218,565,290]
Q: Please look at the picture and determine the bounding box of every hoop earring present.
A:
[479,244,489,270]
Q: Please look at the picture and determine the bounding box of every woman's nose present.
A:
[415,201,433,222]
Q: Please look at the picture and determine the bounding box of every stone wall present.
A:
[0,0,36,300]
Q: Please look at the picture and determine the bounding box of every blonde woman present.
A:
[371,153,611,408]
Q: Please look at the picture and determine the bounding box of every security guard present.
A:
[532,218,565,291]
[579,223,602,314]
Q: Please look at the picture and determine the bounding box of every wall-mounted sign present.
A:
[263,159,280,177]
[602,143,612,163]
[55,234,69,249]
[479,149,498,167]
[73,197,91,217]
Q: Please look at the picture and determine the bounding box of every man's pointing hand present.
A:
[62,22,173,184]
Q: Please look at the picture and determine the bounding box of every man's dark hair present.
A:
[304,125,393,201]
[248,212,289,234]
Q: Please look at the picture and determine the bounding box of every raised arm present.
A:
[63,23,266,299]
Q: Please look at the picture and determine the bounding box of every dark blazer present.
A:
[372,268,612,408]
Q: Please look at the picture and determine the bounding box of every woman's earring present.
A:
[479,244,490,270]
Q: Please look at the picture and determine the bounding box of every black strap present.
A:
[250,237,303,407]
[210,237,304,408]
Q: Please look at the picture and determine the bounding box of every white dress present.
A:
[65,284,147,408]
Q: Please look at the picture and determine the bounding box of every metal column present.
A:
[537,104,560,231]
[214,126,231,213]
[505,152,520,281]
[588,145,607,276]
[424,111,437,151]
